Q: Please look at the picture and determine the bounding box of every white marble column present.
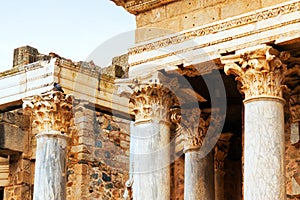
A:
[175,108,215,200]
[34,131,68,200]
[23,91,73,200]
[129,81,176,200]
[223,45,287,200]
[184,149,214,200]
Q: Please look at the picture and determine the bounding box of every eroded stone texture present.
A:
[67,101,130,200]
[185,151,214,200]
[34,131,68,200]
[244,99,285,200]
[131,122,171,200]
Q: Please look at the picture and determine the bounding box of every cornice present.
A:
[111,0,178,14]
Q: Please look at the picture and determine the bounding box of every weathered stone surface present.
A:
[244,99,286,200]
[33,131,68,200]
[0,123,25,153]
[184,151,215,200]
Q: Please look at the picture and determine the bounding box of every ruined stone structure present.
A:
[0,0,299,199]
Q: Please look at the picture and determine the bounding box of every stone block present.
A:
[74,116,93,124]
[198,0,226,8]
[120,141,129,149]
[76,129,94,137]
[115,155,129,164]
[155,15,182,33]
[220,0,261,19]
[78,153,93,161]
[136,16,182,42]
[166,0,200,18]
[14,113,30,129]
[182,7,220,30]
[261,0,288,7]
[74,164,88,175]
[78,136,95,146]
[136,5,167,27]
[0,123,25,153]
[76,122,94,131]
[136,27,169,43]
[71,145,89,154]
[0,112,15,124]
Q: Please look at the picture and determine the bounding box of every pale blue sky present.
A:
[0,1,136,71]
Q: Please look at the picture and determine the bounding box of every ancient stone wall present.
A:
[135,0,288,42]
[0,101,130,200]
[66,101,130,200]
[0,109,34,200]
[13,46,50,68]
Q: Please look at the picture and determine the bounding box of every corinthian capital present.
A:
[23,91,73,133]
[171,108,212,153]
[222,45,287,100]
[130,82,178,124]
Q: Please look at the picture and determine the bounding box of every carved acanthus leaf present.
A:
[130,82,178,123]
[223,46,287,99]
[23,91,73,133]
[172,108,212,152]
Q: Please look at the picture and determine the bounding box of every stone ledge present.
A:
[112,0,178,14]
[0,123,25,154]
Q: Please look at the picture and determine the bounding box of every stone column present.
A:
[23,91,73,200]
[129,80,177,200]
[174,108,215,200]
[223,45,287,200]
[214,133,232,200]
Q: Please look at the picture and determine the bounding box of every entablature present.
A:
[126,0,300,78]
[0,58,130,117]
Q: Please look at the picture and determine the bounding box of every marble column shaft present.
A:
[177,109,215,200]
[184,150,214,200]
[244,97,285,199]
[34,131,68,200]
[131,120,170,200]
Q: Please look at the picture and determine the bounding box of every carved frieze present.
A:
[223,46,288,100]
[23,91,73,134]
